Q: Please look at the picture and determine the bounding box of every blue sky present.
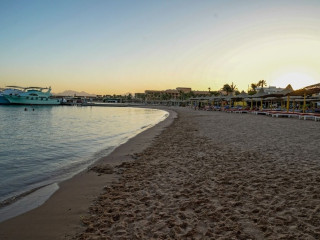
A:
[1,0,320,94]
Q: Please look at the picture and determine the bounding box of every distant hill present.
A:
[53,90,97,97]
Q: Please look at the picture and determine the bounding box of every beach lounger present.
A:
[298,113,315,120]
[270,112,298,118]
[234,110,242,114]
[297,113,320,120]
[256,111,269,115]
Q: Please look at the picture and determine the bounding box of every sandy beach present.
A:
[1,107,320,239]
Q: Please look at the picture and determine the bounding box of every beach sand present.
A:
[1,107,320,239]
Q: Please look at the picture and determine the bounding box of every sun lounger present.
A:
[298,113,315,120]
[234,110,247,114]
[221,106,320,122]
[227,108,247,114]
[254,110,269,115]
[297,113,320,120]
[270,112,298,118]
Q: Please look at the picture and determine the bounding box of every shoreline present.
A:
[0,107,176,240]
[0,184,51,209]
[2,107,320,239]
[0,106,169,222]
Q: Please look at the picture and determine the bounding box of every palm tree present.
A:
[248,83,258,95]
[230,82,237,92]
[222,84,232,94]
[251,83,257,91]
[222,82,237,94]
[257,80,267,88]
[126,93,132,100]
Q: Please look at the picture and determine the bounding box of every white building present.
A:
[256,86,284,94]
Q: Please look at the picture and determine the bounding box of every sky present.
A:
[1,0,320,95]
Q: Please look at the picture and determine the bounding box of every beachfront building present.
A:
[134,93,146,102]
[134,87,211,106]
[256,86,285,94]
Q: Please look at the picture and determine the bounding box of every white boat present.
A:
[3,86,61,105]
[0,86,26,104]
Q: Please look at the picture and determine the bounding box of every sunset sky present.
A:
[1,0,320,94]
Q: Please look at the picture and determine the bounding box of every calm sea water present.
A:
[0,105,168,204]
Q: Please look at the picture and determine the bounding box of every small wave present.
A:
[140,124,151,130]
[0,184,50,209]
[0,183,59,223]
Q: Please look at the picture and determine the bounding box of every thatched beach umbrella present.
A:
[209,95,222,107]
[211,94,224,108]
[281,95,303,112]
[237,91,249,99]
[289,83,320,113]
[190,96,212,108]
[281,85,294,112]
[248,88,268,110]
[290,83,320,96]
[264,96,277,109]
[261,85,294,111]
[232,91,249,107]
[223,93,235,107]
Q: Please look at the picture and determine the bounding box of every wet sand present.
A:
[1,107,320,239]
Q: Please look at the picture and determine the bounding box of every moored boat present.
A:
[3,87,61,105]
[0,86,26,104]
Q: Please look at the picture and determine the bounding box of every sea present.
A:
[0,105,168,222]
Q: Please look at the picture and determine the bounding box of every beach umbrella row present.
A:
[287,83,320,112]
[189,83,320,111]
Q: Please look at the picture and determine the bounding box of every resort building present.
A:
[256,86,285,94]
[193,90,212,96]
[134,93,146,100]
[176,87,192,93]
